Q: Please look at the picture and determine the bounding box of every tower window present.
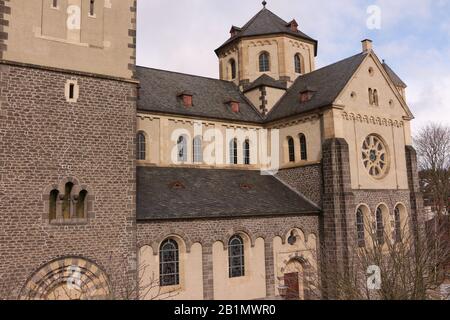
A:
[294,54,304,74]
[136,132,146,161]
[159,239,180,287]
[230,59,237,79]
[193,136,203,163]
[230,138,238,165]
[228,235,245,278]
[52,0,58,8]
[65,80,79,103]
[288,137,295,162]
[243,139,250,165]
[299,133,308,161]
[69,84,75,100]
[89,0,95,16]
[177,135,188,162]
[259,52,270,72]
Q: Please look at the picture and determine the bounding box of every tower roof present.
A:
[215,6,318,56]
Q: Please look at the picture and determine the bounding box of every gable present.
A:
[335,53,413,120]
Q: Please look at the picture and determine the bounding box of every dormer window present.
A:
[177,91,194,108]
[225,99,240,113]
[287,19,299,32]
[299,86,316,103]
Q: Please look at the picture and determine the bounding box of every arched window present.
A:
[177,135,187,162]
[356,208,365,248]
[294,54,303,74]
[299,134,308,161]
[230,59,237,79]
[230,138,238,165]
[193,136,203,163]
[373,89,379,106]
[376,207,385,245]
[89,0,95,16]
[159,239,180,287]
[369,88,374,105]
[49,190,59,221]
[259,52,270,72]
[62,182,73,220]
[288,137,295,162]
[76,190,88,219]
[137,132,146,160]
[229,235,245,278]
[394,207,402,243]
[243,139,250,165]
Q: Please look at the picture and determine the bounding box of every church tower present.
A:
[215,1,317,114]
[0,0,138,299]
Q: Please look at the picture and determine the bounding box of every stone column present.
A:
[264,240,275,298]
[202,244,214,300]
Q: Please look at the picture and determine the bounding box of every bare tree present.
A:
[415,123,450,217]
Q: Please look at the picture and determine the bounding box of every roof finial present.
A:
[262,1,267,8]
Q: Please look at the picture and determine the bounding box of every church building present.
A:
[0,0,423,300]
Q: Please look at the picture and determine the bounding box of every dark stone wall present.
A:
[137,214,320,300]
[276,164,322,207]
[0,64,137,299]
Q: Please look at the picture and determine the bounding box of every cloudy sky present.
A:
[136,0,450,133]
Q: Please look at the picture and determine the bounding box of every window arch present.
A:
[394,206,402,243]
[62,182,74,220]
[294,53,304,74]
[229,235,245,278]
[76,190,88,219]
[229,59,237,79]
[243,139,250,165]
[177,135,188,162]
[159,239,180,287]
[356,207,366,248]
[137,132,146,160]
[259,52,270,72]
[288,137,295,162]
[193,136,203,163]
[230,138,238,165]
[49,190,59,221]
[376,207,385,245]
[299,133,308,161]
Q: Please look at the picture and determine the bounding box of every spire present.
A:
[262,1,267,8]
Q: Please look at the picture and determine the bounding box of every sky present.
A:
[136,0,450,134]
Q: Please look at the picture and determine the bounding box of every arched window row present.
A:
[49,182,89,222]
[355,204,408,248]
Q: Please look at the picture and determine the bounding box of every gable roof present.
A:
[243,74,287,92]
[137,166,320,221]
[382,61,407,88]
[215,8,318,56]
[266,52,368,122]
[137,66,263,123]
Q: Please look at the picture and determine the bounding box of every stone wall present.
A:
[0,63,137,299]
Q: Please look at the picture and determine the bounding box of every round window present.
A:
[362,135,389,178]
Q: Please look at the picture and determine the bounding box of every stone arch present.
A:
[19,257,111,300]
[148,230,193,255]
[222,227,255,250]
[280,226,306,245]
[279,255,316,300]
[393,202,409,242]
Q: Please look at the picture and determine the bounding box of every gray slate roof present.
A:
[382,62,407,88]
[266,53,368,122]
[216,8,317,56]
[244,74,287,92]
[137,167,320,221]
[137,66,263,123]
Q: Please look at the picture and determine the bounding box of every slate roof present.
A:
[244,74,288,92]
[265,52,368,122]
[215,7,318,56]
[382,62,407,88]
[136,66,263,123]
[137,167,320,220]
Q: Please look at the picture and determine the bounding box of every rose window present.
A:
[362,135,389,178]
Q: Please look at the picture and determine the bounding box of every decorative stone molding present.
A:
[342,112,404,128]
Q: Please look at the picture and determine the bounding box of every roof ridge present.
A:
[136,65,229,83]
